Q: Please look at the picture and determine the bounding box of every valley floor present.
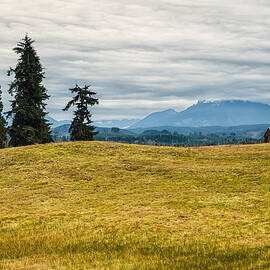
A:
[0,142,269,269]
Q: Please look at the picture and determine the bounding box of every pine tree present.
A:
[0,86,7,148]
[7,35,52,146]
[63,83,99,141]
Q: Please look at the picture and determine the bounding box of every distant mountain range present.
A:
[48,100,270,129]
[94,119,139,128]
[5,100,270,141]
[5,115,138,129]
[46,117,140,129]
[4,115,71,128]
[129,100,270,128]
[45,116,71,128]
[51,125,135,138]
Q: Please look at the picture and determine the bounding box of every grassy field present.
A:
[0,141,269,269]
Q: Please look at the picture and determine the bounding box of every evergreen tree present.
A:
[0,86,7,148]
[7,35,52,146]
[63,83,99,141]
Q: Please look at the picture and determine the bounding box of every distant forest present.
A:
[52,127,261,146]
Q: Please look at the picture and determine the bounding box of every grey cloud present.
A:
[1,0,270,120]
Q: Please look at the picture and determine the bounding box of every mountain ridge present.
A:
[129,100,270,128]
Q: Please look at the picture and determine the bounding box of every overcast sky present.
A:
[1,0,270,120]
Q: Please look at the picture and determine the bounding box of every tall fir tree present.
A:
[63,83,99,141]
[7,35,52,146]
[0,86,7,148]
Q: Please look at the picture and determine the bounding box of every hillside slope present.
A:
[0,142,269,269]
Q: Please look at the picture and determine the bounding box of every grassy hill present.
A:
[0,142,269,269]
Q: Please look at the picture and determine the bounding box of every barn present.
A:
[264,128,270,142]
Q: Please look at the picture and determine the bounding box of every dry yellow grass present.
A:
[0,141,269,269]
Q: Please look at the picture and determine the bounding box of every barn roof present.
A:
[264,127,270,138]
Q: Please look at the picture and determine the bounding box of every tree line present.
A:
[94,129,260,146]
[0,35,98,148]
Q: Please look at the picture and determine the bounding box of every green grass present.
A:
[0,141,269,269]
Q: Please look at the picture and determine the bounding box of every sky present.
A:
[1,0,270,120]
